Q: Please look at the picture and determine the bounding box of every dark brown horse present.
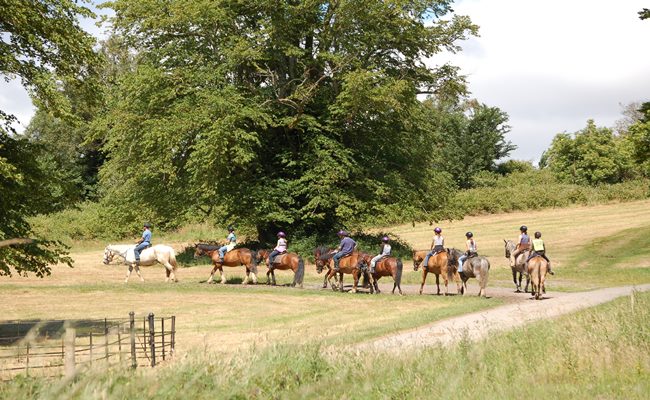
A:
[313,246,371,293]
[256,249,305,288]
[194,243,258,284]
[412,249,461,295]
[357,253,403,295]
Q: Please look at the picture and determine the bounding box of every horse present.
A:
[103,244,178,283]
[356,253,403,295]
[193,243,258,284]
[504,240,531,293]
[412,249,461,295]
[313,246,371,293]
[256,249,305,288]
[527,255,548,300]
[447,248,490,298]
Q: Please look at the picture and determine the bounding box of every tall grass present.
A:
[4,291,648,399]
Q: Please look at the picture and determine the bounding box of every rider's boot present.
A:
[370,264,375,274]
[334,260,340,272]
[547,261,555,275]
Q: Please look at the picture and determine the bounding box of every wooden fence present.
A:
[0,312,175,379]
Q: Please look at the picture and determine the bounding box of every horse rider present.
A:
[527,231,554,275]
[370,236,392,273]
[458,231,478,273]
[218,226,237,263]
[333,230,356,272]
[510,225,530,267]
[422,227,445,268]
[268,231,287,270]
[134,222,152,266]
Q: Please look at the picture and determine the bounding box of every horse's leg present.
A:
[524,270,530,293]
[339,272,345,293]
[250,266,258,284]
[207,263,218,284]
[419,269,428,295]
[162,261,175,283]
[266,269,272,285]
[135,264,144,282]
[512,269,519,292]
[219,266,227,284]
[351,271,358,293]
[272,270,277,286]
[125,265,133,283]
[435,274,441,295]
[322,272,328,289]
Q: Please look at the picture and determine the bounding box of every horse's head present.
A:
[412,250,423,271]
[194,244,207,259]
[256,249,269,265]
[446,248,461,265]
[313,246,332,274]
[356,253,371,270]
[103,247,115,265]
[504,239,515,258]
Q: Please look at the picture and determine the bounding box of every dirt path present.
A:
[354,283,650,353]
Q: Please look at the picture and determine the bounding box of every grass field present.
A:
[2,200,650,397]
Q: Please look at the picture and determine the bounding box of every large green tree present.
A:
[98,0,478,238]
[0,0,99,276]
[543,120,636,185]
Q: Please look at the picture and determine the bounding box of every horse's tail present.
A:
[295,256,305,286]
[250,249,258,273]
[169,249,178,271]
[479,258,489,290]
[395,258,403,287]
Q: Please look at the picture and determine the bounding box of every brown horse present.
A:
[256,249,305,288]
[504,240,531,293]
[528,255,548,300]
[194,243,258,284]
[413,249,461,295]
[313,246,371,293]
[357,253,404,295]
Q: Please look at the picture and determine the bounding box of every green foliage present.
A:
[544,120,637,185]
[428,99,516,188]
[95,0,479,236]
[627,103,650,177]
[0,133,72,276]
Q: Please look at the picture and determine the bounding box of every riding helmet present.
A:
[227,225,235,232]
[534,231,542,238]
[337,230,348,236]
[143,222,152,228]
[520,225,527,232]
[382,236,389,242]
[277,231,286,238]
[434,227,442,233]
[465,232,473,238]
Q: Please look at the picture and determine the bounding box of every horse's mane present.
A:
[197,243,220,251]
[314,246,334,261]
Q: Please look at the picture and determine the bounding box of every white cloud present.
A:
[432,0,650,162]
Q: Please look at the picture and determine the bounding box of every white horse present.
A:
[103,244,179,283]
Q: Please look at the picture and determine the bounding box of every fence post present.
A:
[25,342,30,376]
[89,332,93,366]
[161,317,165,361]
[64,323,76,378]
[148,313,156,367]
[104,318,109,362]
[171,315,176,356]
[129,312,136,369]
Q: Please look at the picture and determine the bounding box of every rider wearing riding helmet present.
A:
[333,230,356,271]
[458,231,478,273]
[511,225,530,267]
[218,225,237,263]
[268,231,288,269]
[422,227,445,269]
[134,222,152,266]
[370,236,392,274]
[527,231,554,274]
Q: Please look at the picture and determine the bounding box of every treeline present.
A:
[2,1,650,276]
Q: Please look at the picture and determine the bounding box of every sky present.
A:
[1,1,649,163]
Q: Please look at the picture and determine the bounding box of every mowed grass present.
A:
[3,288,648,399]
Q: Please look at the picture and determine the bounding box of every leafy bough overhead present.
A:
[98,0,480,237]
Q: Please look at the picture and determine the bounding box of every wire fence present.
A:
[0,312,175,380]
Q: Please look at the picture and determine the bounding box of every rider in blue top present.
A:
[218,226,237,263]
[333,230,356,271]
[134,222,152,265]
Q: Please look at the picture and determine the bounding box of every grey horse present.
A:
[447,248,490,298]
[503,240,530,293]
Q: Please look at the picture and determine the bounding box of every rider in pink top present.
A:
[268,232,287,269]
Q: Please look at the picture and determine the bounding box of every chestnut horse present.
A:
[412,249,461,295]
[194,244,258,284]
[447,248,490,298]
[357,253,404,295]
[313,246,371,293]
[504,240,530,293]
[528,255,548,300]
[256,249,305,288]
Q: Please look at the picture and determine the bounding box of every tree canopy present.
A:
[97,0,480,238]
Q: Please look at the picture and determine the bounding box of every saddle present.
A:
[269,251,286,265]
